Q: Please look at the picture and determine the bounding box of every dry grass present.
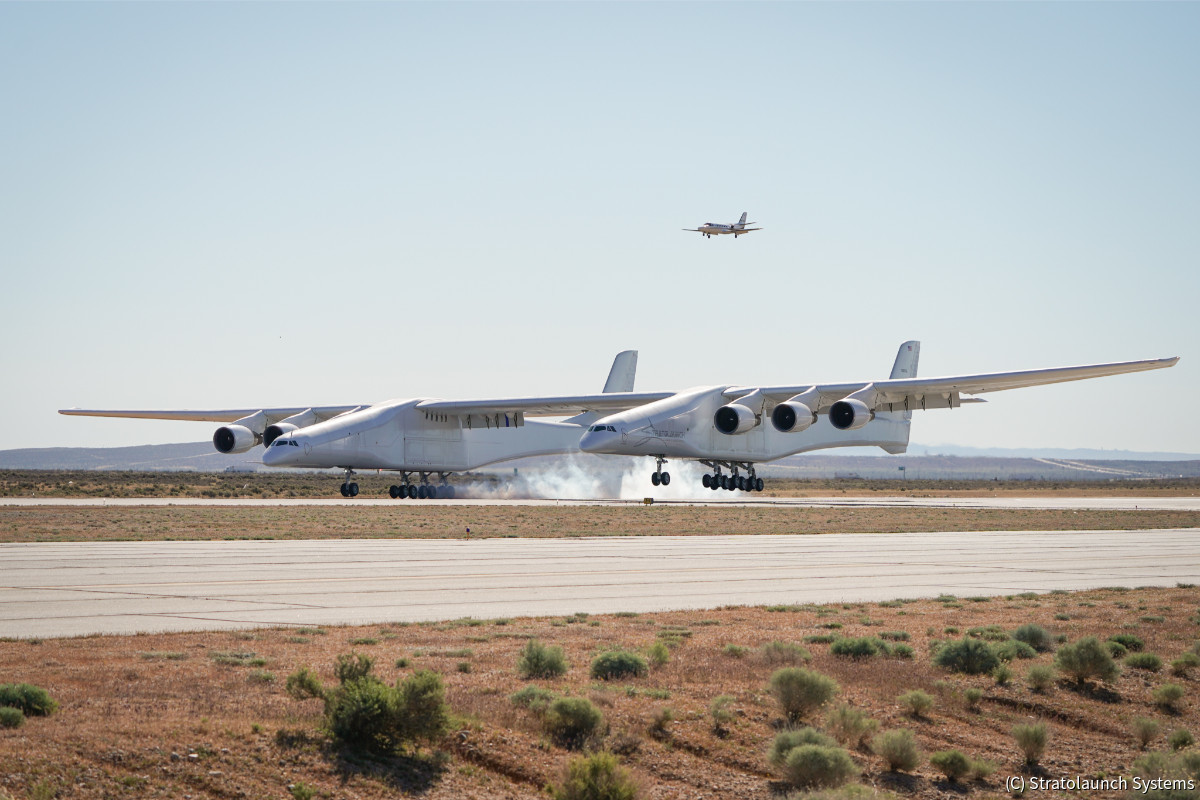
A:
[3,586,1199,799]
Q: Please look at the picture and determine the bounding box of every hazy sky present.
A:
[2,2,1196,454]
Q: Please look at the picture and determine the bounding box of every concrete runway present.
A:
[5,496,1199,510]
[3,528,1197,638]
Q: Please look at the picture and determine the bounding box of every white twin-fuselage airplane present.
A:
[60,343,1178,498]
[683,211,762,238]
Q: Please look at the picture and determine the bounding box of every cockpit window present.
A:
[590,425,616,432]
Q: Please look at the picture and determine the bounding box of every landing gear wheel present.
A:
[710,479,720,491]
[417,485,428,500]
[348,482,359,497]
[339,483,349,498]
[660,471,670,486]
[736,475,746,491]
[702,474,711,488]
[651,472,661,487]
[407,485,418,499]
[755,477,764,492]
[389,485,400,499]
[719,475,729,490]
[427,485,438,500]
[444,485,456,499]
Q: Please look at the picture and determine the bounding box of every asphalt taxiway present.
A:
[3,528,1197,638]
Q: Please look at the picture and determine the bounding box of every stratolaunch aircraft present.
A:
[61,343,1177,498]
[683,211,762,238]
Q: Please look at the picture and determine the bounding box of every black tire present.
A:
[339,483,349,498]
[651,472,661,486]
[710,479,720,491]
[348,482,359,497]
[702,474,711,488]
[719,475,729,490]
[755,477,765,492]
[660,471,670,486]
[417,485,427,500]
[427,485,438,500]
[389,485,399,499]
[407,485,417,499]
[445,485,456,499]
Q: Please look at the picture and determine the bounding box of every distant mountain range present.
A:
[0,441,1197,480]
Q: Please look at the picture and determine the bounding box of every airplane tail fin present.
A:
[737,212,748,226]
[878,340,919,454]
[603,350,638,393]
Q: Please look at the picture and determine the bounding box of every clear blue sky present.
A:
[2,2,1196,453]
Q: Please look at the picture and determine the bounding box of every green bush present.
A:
[1107,640,1129,659]
[898,690,933,718]
[1012,722,1048,765]
[1055,637,1119,684]
[334,652,373,684]
[709,695,735,732]
[544,697,604,749]
[285,666,326,701]
[1168,729,1194,751]
[510,686,556,714]
[824,704,878,747]
[830,637,888,658]
[993,664,1013,686]
[880,631,910,641]
[1108,633,1144,652]
[646,642,670,668]
[768,727,838,767]
[1027,664,1057,693]
[722,644,748,658]
[933,639,999,675]
[963,688,983,711]
[1126,652,1163,672]
[0,706,24,728]
[1012,624,1053,653]
[1171,652,1200,677]
[517,639,569,679]
[1132,717,1160,749]
[0,683,58,716]
[994,640,1037,662]
[769,668,839,723]
[590,651,648,681]
[929,749,971,782]
[760,641,812,664]
[1153,683,1186,712]
[551,752,639,800]
[871,729,921,772]
[780,745,860,790]
[969,759,997,781]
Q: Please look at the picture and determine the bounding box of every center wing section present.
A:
[734,356,1179,413]
[416,391,674,418]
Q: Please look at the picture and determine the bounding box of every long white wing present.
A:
[417,391,674,417]
[732,356,1179,412]
[58,406,363,423]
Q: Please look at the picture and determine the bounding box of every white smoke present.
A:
[455,456,742,501]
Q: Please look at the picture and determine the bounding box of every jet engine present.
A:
[829,398,874,430]
[771,401,817,433]
[714,403,758,435]
[213,425,260,454]
[263,409,318,447]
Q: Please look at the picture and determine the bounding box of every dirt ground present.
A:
[3,587,1199,800]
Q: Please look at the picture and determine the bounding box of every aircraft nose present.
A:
[579,429,603,453]
[262,438,298,466]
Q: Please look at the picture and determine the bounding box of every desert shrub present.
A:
[1153,683,1186,712]
[1126,652,1163,672]
[517,639,568,679]
[933,639,1000,675]
[0,706,23,728]
[723,644,748,658]
[1171,652,1200,677]
[963,688,983,711]
[551,752,639,800]
[929,749,971,782]
[709,695,735,732]
[825,704,878,747]
[590,651,648,681]
[1027,664,1056,693]
[1055,637,1119,684]
[993,664,1013,686]
[880,631,910,641]
[1132,717,1160,749]
[830,637,888,658]
[994,640,1037,662]
[1012,722,1048,765]
[780,745,860,790]
[1109,633,1144,652]
[804,634,838,645]
[1012,624,1053,652]
[1107,640,1129,659]
[871,729,921,772]
[285,667,325,701]
[967,624,1009,641]
[511,686,556,714]
[760,641,811,665]
[646,642,670,668]
[334,652,373,684]
[544,697,604,749]
[769,668,839,723]
[647,706,673,739]
[891,643,915,660]
[898,690,933,718]
[1169,729,1194,751]
[969,759,997,780]
[768,727,838,767]
[0,684,58,717]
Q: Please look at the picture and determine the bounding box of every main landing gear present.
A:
[339,468,359,498]
[386,471,456,500]
[699,461,765,493]
[649,456,671,487]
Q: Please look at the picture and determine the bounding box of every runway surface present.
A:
[5,496,1199,510]
[3,528,1197,638]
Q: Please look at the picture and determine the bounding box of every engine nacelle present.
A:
[714,403,759,435]
[213,424,260,454]
[771,401,817,433]
[829,398,874,431]
[263,422,299,447]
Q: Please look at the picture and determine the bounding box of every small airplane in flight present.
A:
[61,344,1178,498]
[683,211,762,238]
